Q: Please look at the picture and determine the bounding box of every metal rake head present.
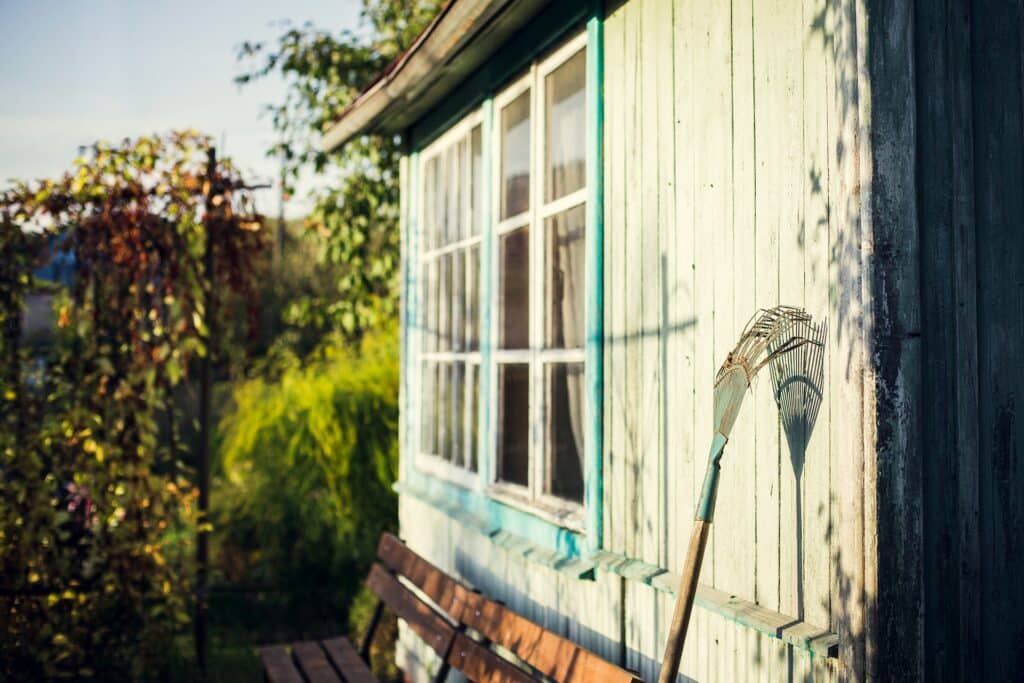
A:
[713,306,820,437]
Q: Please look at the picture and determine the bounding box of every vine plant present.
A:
[0,131,264,680]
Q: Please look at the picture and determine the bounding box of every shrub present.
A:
[213,325,399,626]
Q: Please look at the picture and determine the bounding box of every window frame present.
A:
[414,108,485,491]
[488,31,589,531]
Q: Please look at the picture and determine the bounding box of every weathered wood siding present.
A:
[602,0,865,679]
[396,0,870,679]
[867,0,1024,679]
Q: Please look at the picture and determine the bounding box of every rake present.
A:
[657,306,819,683]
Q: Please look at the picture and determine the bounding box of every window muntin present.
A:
[493,35,588,520]
[419,116,484,478]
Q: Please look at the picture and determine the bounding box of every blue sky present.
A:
[0,0,365,217]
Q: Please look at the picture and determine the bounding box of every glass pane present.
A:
[545,362,585,503]
[420,362,437,455]
[466,363,479,472]
[466,246,480,351]
[498,363,530,486]
[470,125,483,236]
[451,249,464,351]
[450,362,463,466]
[499,227,530,349]
[438,253,449,351]
[438,361,451,461]
[545,49,587,201]
[501,90,531,219]
[447,143,461,244]
[423,259,436,352]
[423,157,437,251]
[544,204,586,348]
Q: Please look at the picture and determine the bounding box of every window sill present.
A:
[486,482,586,534]
[394,479,595,579]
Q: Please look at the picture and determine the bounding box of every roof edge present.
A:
[321,0,518,152]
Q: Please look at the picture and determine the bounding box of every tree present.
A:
[0,131,265,680]
[236,0,441,340]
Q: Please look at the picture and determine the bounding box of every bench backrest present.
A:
[372,533,642,683]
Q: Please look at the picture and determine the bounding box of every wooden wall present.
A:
[601,0,866,678]
[868,0,1024,679]
[396,0,871,678]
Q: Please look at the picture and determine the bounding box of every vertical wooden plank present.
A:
[728,0,758,607]
[668,0,697,581]
[970,0,1024,677]
[604,3,626,558]
[834,0,867,675]
[770,0,808,624]
[622,0,643,567]
[752,0,782,616]
[686,0,731,591]
[801,0,833,632]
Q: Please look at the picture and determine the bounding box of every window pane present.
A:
[470,125,483,236]
[449,362,463,465]
[424,259,437,352]
[437,253,449,351]
[545,204,586,348]
[498,363,530,486]
[545,362,585,503]
[423,157,437,251]
[500,227,530,349]
[466,363,479,472]
[501,90,531,219]
[451,249,464,351]
[438,361,451,461]
[447,143,461,244]
[545,49,587,201]
[466,245,480,351]
[420,362,437,455]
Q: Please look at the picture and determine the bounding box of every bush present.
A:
[212,325,399,630]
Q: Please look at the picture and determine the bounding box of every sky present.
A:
[0,0,366,218]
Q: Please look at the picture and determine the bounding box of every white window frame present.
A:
[488,31,589,530]
[415,108,485,491]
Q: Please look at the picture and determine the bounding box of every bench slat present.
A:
[367,563,455,657]
[377,533,641,683]
[446,632,535,683]
[322,637,378,683]
[292,641,343,683]
[259,645,304,683]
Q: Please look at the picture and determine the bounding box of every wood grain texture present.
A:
[321,638,378,683]
[291,641,343,683]
[259,645,304,683]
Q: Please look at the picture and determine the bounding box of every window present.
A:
[419,115,484,481]
[413,31,591,529]
[492,35,588,520]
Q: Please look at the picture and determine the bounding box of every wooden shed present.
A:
[323,0,1024,679]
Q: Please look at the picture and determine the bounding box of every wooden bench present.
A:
[260,532,643,682]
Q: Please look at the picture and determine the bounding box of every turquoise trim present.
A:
[479,98,494,489]
[404,152,420,484]
[696,432,728,521]
[584,9,605,551]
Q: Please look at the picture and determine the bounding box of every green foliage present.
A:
[212,325,399,609]
[0,131,265,680]
[236,0,440,339]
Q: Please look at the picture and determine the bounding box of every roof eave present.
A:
[321,0,549,152]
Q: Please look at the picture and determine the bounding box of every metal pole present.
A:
[195,146,216,679]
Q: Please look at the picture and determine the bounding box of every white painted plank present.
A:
[802,0,834,632]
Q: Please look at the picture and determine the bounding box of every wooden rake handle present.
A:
[657,519,711,683]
